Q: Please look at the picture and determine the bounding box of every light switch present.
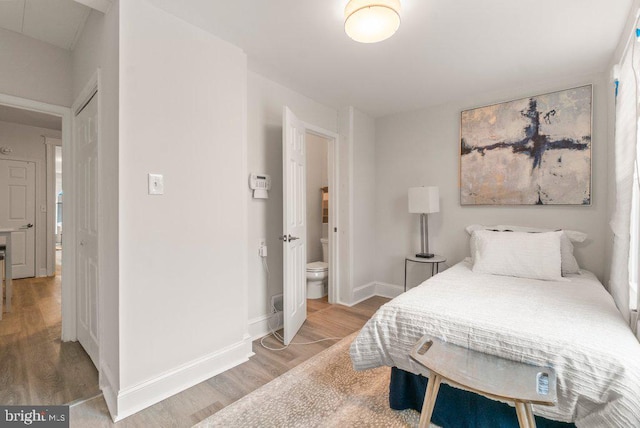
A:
[148,173,164,195]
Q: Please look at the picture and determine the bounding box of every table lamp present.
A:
[408,186,439,258]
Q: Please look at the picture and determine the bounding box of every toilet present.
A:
[306,238,328,299]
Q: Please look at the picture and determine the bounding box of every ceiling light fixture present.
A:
[344,0,401,43]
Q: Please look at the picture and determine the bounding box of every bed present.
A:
[350,256,640,427]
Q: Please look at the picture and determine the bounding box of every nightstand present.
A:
[404,255,446,292]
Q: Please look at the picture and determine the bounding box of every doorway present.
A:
[305,131,331,314]
[0,96,99,405]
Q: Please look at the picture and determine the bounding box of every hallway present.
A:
[0,263,99,405]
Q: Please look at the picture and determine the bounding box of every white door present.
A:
[0,159,36,278]
[282,106,307,345]
[75,91,99,368]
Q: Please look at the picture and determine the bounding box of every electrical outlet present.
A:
[258,239,267,257]
[271,293,283,312]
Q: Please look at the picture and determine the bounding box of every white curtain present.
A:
[610,30,640,323]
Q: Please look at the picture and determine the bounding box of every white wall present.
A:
[352,109,376,291]
[306,132,328,263]
[118,0,249,418]
[246,71,337,330]
[336,107,377,304]
[0,120,61,275]
[375,72,610,288]
[71,2,120,411]
[0,28,72,107]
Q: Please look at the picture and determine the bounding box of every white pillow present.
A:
[465,224,587,242]
[472,230,564,281]
[466,224,583,275]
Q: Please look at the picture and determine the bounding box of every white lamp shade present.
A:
[344,0,401,43]
[408,187,440,214]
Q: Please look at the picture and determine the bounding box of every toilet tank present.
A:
[321,238,328,263]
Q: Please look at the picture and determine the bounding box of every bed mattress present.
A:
[350,260,640,427]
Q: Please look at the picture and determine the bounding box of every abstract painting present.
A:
[460,85,592,205]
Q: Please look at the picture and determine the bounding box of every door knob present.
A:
[279,234,300,242]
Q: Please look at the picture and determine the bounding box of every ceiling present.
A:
[0,104,62,130]
[0,1,631,117]
[150,0,633,117]
[0,0,91,50]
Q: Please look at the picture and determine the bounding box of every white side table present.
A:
[404,255,446,292]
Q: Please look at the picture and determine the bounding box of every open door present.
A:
[282,106,307,345]
[75,89,99,368]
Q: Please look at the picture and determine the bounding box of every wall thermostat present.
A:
[249,173,271,199]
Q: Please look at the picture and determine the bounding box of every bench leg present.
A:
[525,403,536,428]
[419,374,442,428]
[515,401,536,428]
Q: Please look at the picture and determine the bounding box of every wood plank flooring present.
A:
[69,296,388,428]
[0,260,100,405]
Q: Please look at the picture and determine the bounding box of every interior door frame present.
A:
[45,137,62,277]
[303,123,340,304]
[0,156,40,278]
[0,93,74,340]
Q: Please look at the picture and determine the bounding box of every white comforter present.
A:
[350,260,640,427]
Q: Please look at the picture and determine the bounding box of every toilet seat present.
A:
[306,261,328,272]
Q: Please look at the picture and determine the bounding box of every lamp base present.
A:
[415,252,434,259]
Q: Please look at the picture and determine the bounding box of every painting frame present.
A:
[459,85,593,206]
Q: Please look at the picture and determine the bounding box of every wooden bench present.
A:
[410,335,557,428]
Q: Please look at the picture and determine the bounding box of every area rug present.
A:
[193,332,424,427]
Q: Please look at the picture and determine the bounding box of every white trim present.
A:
[113,338,253,422]
[100,362,119,420]
[349,281,377,306]
[240,63,251,350]
[346,108,355,303]
[343,281,404,307]
[375,282,403,299]
[248,312,283,341]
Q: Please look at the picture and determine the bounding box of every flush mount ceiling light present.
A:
[344,0,401,43]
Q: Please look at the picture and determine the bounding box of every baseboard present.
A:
[349,282,377,306]
[248,312,283,341]
[112,336,253,422]
[374,282,403,299]
[100,362,118,421]
[38,268,48,278]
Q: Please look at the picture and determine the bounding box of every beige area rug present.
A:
[193,333,424,428]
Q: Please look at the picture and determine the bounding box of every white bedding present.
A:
[350,260,640,427]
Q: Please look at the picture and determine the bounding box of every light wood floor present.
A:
[0,260,100,405]
[69,296,388,427]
